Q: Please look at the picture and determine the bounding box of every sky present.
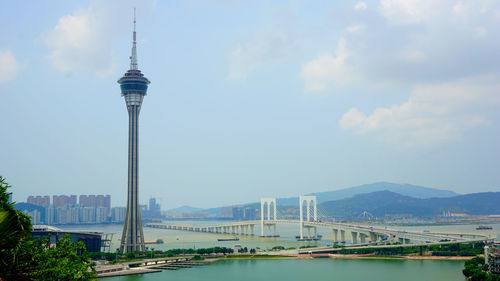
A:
[1,0,500,209]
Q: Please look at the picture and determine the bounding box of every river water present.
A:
[57,222,499,280]
[102,259,466,281]
[60,221,500,252]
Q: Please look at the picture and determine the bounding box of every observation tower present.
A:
[118,11,150,253]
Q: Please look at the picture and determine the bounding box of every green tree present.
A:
[0,176,96,280]
[0,176,33,280]
[30,235,95,280]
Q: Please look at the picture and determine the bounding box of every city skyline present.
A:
[1,0,500,209]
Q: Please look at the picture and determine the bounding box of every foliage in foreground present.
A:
[463,257,499,281]
[0,176,96,280]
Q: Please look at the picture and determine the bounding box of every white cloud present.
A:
[300,0,500,91]
[403,49,426,61]
[340,75,500,147]
[0,50,21,83]
[45,8,116,77]
[355,2,367,10]
[300,39,354,92]
[379,0,446,24]
[227,31,293,80]
[346,24,365,33]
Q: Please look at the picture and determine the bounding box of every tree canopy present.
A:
[0,176,96,280]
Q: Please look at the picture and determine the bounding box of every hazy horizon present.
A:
[2,0,500,209]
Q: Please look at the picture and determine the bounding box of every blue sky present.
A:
[1,0,500,208]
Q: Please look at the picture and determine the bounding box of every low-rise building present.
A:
[32,225,105,252]
[485,242,500,274]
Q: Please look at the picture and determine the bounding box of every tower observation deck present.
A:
[118,11,150,253]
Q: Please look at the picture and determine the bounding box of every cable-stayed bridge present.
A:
[145,196,493,246]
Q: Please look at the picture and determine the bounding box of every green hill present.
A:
[320,191,500,218]
[277,182,458,206]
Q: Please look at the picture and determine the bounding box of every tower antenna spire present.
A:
[130,8,138,70]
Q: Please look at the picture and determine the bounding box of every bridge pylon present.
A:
[260,198,278,237]
[299,195,317,240]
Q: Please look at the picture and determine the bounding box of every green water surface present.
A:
[103,259,466,281]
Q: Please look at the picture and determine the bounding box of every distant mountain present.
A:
[277,182,458,206]
[168,205,203,213]
[320,191,500,218]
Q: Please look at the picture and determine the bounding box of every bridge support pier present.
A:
[352,232,358,244]
[333,229,338,243]
[360,233,367,244]
[397,238,411,244]
[340,230,346,243]
[250,225,254,236]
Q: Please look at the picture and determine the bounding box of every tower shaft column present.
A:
[120,104,145,253]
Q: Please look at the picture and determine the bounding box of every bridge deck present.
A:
[145,220,491,244]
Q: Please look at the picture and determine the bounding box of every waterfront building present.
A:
[32,225,104,252]
[54,206,79,224]
[79,207,96,223]
[118,11,150,253]
[149,197,161,217]
[79,194,111,215]
[225,206,257,220]
[232,207,244,220]
[20,200,115,225]
[53,195,77,207]
[96,207,108,223]
[244,207,257,220]
[112,207,127,222]
[142,198,162,219]
[27,195,50,207]
[485,243,500,274]
[45,206,55,225]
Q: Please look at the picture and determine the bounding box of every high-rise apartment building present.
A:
[112,207,127,223]
[79,195,111,214]
[149,197,161,218]
[27,195,51,207]
[52,195,76,207]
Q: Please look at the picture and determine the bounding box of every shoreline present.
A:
[97,254,470,278]
[208,254,473,261]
